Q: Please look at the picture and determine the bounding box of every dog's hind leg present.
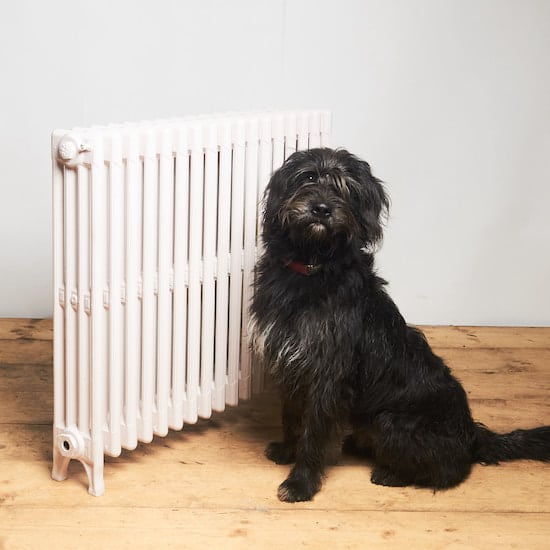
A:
[343,426,411,486]
[265,396,303,465]
[370,412,473,490]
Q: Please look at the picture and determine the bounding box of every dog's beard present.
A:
[285,213,330,243]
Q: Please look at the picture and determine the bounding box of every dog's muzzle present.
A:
[280,187,355,244]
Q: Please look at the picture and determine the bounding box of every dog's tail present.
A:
[472,423,550,464]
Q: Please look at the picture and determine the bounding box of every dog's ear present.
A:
[261,158,294,240]
[262,165,286,229]
[261,150,307,234]
[349,157,389,246]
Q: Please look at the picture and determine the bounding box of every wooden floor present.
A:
[1,320,550,549]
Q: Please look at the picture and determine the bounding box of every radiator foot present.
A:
[52,427,104,495]
[83,461,105,497]
[51,448,70,481]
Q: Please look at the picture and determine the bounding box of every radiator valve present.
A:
[56,427,86,459]
[56,134,92,168]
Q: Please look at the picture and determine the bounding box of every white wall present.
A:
[1,0,549,324]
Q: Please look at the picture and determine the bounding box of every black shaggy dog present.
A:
[249,147,550,503]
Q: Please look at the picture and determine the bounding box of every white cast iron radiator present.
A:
[51,110,331,495]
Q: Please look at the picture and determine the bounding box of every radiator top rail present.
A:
[54,110,331,168]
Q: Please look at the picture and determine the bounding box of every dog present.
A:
[249,147,550,503]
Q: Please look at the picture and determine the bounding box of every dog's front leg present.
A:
[265,396,302,464]
[277,403,334,502]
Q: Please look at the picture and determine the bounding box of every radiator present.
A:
[51,110,331,495]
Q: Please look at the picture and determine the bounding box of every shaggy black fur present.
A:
[249,147,550,503]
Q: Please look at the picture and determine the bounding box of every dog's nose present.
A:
[311,203,331,218]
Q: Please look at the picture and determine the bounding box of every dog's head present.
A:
[263,148,388,253]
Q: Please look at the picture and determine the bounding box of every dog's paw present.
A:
[277,476,320,503]
[265,441,296,464]
[370,466,408,487]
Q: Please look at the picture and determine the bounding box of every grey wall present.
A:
[1,0,549,324]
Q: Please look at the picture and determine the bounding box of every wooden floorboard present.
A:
[1,320,549,549]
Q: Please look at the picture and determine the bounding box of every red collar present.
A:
[283,259,323,276]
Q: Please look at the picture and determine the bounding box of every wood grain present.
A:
[1,319,549,549]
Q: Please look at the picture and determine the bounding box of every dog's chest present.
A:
[249,302,348,373]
